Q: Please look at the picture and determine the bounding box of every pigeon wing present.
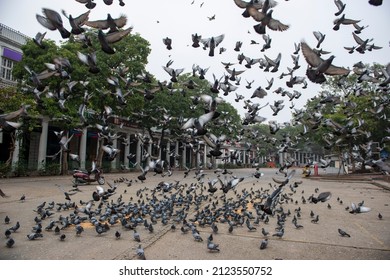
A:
[247,7,266,21]
[36,14,56,30]
[267,18,289,32]
[198,111,215,126]
[213,34,225,46]
[300,41,323,67]
[324,64,350,76]
[105,27,132,43]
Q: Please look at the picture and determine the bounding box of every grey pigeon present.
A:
[33,32,47,49]
[200,34,225,57]
[368,0,382,6]
[248,8,289,35]
[61,9,90,35]
[233,0,278,18]
[97,27,133,54]
[6,238,15,248]
[133,229,141,242]
[338,228,351,237]
[260,238,268,249]
[301,41,350,84]
[85,14,127,33]
[75,0,97,9]
[333,14,360,31]
[36,8,71,39]
[136,244,146,260]
[313,31,326,49]
[311,192,332,203]
[334,0,346,16]
[207,240,220,252]
[163,37,173,50]
[0,189,9,198]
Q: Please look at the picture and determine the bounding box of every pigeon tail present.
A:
[253,24,266,35]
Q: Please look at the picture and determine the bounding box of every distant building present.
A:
[0,23,29,88]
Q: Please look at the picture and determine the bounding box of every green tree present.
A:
[297,63,389,172]
[12,31,151,173]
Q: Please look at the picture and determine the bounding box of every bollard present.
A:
[314,164,319,176]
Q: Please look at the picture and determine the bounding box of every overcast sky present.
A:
[1,0,389,123]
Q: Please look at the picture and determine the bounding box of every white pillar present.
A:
[124,133,130,168]
[37,117,49,170]
[182,144,186,168]
[11,130,21,171]
[79,127,87,170]
[111,138,118,170]
[147,143,152,165]
[203,144,207,167]
[165,141,170,166]
[136,137,141,170]
[175,141,179,168]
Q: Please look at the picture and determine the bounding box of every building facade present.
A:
[0,23,28,88]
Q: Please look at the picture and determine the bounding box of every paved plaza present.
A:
[0,168,389,260]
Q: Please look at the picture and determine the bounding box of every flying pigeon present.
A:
[200,34,225,56]
[163,37,173,50]
[75,0,97,10]
[313,31,326,48]
[247,7,289,34]
[300,41,350,84]
[333,14,360,31]
[36,8,71,39]
[61,9,90,35]
[334,0,346,16]
[85,14,127,33]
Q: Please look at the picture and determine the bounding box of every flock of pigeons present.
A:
[0,0,388,259]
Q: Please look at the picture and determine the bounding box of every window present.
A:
[1,57,15,81]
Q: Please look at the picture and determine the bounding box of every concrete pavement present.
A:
[0,168,389,260]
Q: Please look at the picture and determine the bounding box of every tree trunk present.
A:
[61,150,68,175]
[96,137,104,169]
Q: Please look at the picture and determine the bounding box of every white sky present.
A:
[1,0,389,123]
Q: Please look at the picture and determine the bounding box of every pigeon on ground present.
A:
[338,228,351,237]
[260,238,268,250]
[0,189,9,198]
[136,244,146,260]
[6,238,15,248]
[207,240,220,252]
[133,229,141,242]
[27,233,43,240]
